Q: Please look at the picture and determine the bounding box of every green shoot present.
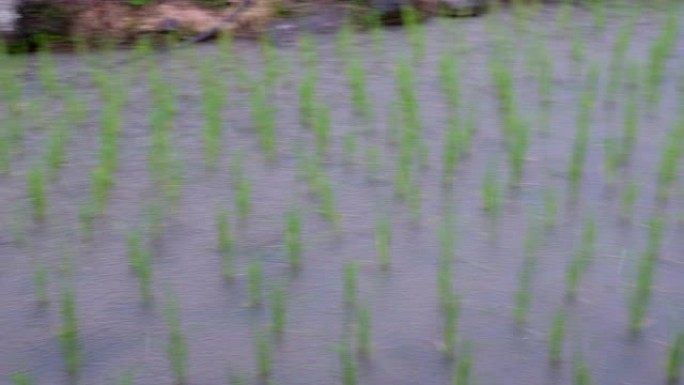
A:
[27,165,47,222]
[667,332,684,383]
[443,293,460,358]
[285,209,302,270]
[357,304,372,356]
[574,356,593,385]
[271,284,287,337]
[254,328,272,377]
[166,292,187,385]
[34,261,49,306]
[339,341,357,385]
[549,309,566,364]
[59,285,81,377]
[375,215,392,270]
[453,340,474,385]
[217,210,235,279]
[248,259,264,307]
[10,373,33,385]
[344,261,358,308]
[620,180,639,221]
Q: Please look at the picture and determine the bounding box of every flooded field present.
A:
[2,2,684,384]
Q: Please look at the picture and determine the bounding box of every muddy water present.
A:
[2,3,684,385]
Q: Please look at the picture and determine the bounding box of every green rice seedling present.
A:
[59,285,81,377]
[621,91,639,165]
[570,30,585,65]
[146,200,167,242]
[199,58,227,170]
[505,113,530,186]
[628,248,657,334]
[375,215,392,270]
[357,304,372,356]
[217,210,235,279]
[166,292,187,385]
[402,5,426,62]
[298,32,318,69]
[568,90,595,198]
[36,44,60,94]
[313,102,332,157]
[514,256,535,326]
[336,20,355,62]
[557,0,574,30]
[285,209,302,270]
[574,356,593,385]
[44,119,71,177]
[248,259,264,307]
[299,69,319,127]
[646,8,680,106]
[589,0,607,31]
[33,261,49,306]
[64,90,88,126]
[667,332,684,383]
[89,165,114,215]
[118,370,135,385]
[254,328,273,377]
[438,50,461,110]
[260,35,280,87]
[344,261,358,308]
[579,216,597,266]
[607,18,636,99]
[442,116,461,186]
[27,165,47,222]
[656,124,684,201]
[549,309,566,364]
[346,57,373,121]
[236,177,252,224]
[440,206,457,264]
[127,232,153,302]
[216,31,234,69]
[443,293,460,358]
[481,164,503,222]
[395,57,421,133]
[78,202,95,241]
[438,259,454,310]
[453,340,474,385]
[489,57,515,114]
[565,218,595,299]
[11,372,33,385]
[369,11,385,56]
[318,177,341,231]
[0,130,10,174]
[339,341,357,385]
[271,284,287,336]
[620,180,639,221]
[408,181,422,222]
[603,138,622,184]
[250,85,277,162]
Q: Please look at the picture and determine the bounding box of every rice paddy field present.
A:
[2,1,684,384]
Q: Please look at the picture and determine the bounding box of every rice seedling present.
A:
[628,215,664,334]
[236,177,252,224]
[10,372,33,385]
[26,165,47,222]
[336,20,355,63]
[514,256,535,326]
[250,84,277,162]
[607,18,636,99]
[260,35,280,87]
[453,340,474,385]
[442,115,462,186]
[442,293,460,358]
[298,32,318,69]
[344,261,358,308]
[646,8,680,106]
[375,215,392,270]
[395,57,421,134]
[36,44,60,94]
[621,91,639,165]
[33,261,49,306]
[357,304,372,357]
[549,308,566,365]
[346,56,373,121]
[401,5,426,62]
[127,231,153,302]
[59,284,81,377]
[667,332,684,383]
[248,259,264,307]
[573,356,593,385]
[565,216,596,298]
[271,284,287,337]
[339,341,357,385]
[481,163,503,223]
[504,113,530,186]
[619,180,639,221]
[217,210,235,279]
[543,188,558,233]
[438,50,460,110]
[317,176,341,231]
[44,119,71,177]
[146,200,167,242]
[285,209,302,270]
[408,180,423,222]
[656,123,684,201]
[313,102,332,157]
[199,57,227,170]
[568,88,596,198]
[165,292,187,385]
[299,69,319,127]
[570,30,586,65]
[254,328,273,377]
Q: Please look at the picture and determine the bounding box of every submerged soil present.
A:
[1,3,684,384]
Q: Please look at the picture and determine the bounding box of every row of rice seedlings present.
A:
[248,259,264,307]
[285,209,303,270]
[667,332,684,382]
[299,68,319,127]
[442,292,460,358]
[565,216,597,298]
[646,6,681,106]
[335,20,355,63]
[655,121,684,201]
[260,36,281,88]
[453,341,474,385]
[230,152,252,223]
[567,73,598,198]
[166,292,188,384]
[59,284,81,376]
[127,231,153,302]
[298,33,319,70]
[504,112,530,186]
[10,372,33,385]
[250,84,278,162]
[199,56,228,169]
[271,284,287,337]
[375,215,392,270]
[43,118,72,178]
[343,261,359,309]
[217,209,235,279]
[36,44,61,95]
[548,308,566,364]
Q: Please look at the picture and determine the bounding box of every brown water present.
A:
[2,2,684,384]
